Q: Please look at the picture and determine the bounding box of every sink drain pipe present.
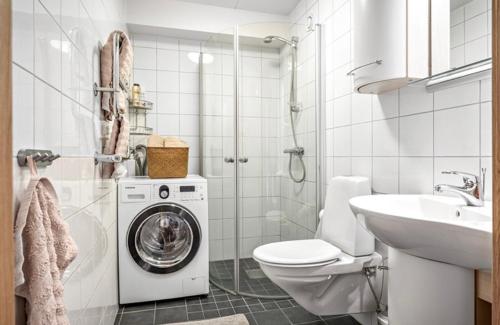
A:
[363,259,389,324]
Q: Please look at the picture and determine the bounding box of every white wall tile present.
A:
[399,113,433,156]
[180,51,199,73]
[480,101,492,156]
[180,72,199,94]
[373,157,399,193]
[434,104,480,156]
[34,79,61,152]
[351,93,372,124]
[12,0,34,70]
[399,157,434,194]
[351,123,372,156]
[134,47,156,70]
[372,90,398,120]
[157,114,180,136]
[157,93,179,114]
[157,49,179,71]
[133,69,157,93]
[399,87,434,116]
[12,65,34,154]
[373,118,398,156]
[333,94,351,127]
[464,12,488,42]
[333,126,351,156]
[157,71,179,92]
[434,81,480,110]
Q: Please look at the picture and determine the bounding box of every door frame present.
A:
[0,0,14,323]
[494,0,500,323]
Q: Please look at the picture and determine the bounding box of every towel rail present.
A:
[93,31,127,119]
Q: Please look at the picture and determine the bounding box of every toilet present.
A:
[253,177,382,317]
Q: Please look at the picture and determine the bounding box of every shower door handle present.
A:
[238,157,248,163]
[224,157,235,163]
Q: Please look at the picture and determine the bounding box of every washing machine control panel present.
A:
[154,184,205,201]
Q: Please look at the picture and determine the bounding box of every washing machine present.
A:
[118,176,209,304]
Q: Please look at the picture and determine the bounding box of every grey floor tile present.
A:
[282,306,320,324]
[218,308,236,316]
[203,309,221,319]
[324,315,360,325]
[156,299,185,309]
[262,302,280,310]
[252,309,290,325]
[155,306,188,324]
[248,304,265,312]
[120,310,154,325]
[276,300,294,308]
[187,304,202,312]
[187,312,204,321]
[122,302,155,313]
[201,302,218,311]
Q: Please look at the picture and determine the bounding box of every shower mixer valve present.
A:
[284,147,305,156]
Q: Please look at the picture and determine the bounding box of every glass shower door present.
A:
[201,30,237,293]
[202,22,320,299]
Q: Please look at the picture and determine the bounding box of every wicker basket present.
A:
[147,135,189,178]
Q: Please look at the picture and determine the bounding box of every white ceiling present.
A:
[174,0,300,15]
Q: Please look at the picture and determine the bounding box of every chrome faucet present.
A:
[434,169,486,207]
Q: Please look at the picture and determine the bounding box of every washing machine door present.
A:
[127,203,201,274]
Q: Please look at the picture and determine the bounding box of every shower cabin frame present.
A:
[207,23,323,299]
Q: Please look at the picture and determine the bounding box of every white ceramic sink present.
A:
[349,195,492,270]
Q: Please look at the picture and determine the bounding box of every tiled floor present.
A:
[115,285,360,325]
[209,258,289,297]
[116,258,360,325]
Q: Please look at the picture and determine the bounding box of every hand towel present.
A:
[14,157,78,325]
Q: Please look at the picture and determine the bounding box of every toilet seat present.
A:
[253,239,342,267]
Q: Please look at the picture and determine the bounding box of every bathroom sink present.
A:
[349,195,492,270]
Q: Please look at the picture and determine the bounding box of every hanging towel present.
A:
[14,157,78,325]
[100,30,133,120]
[100,30,133,178]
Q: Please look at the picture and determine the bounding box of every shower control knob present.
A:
[159,185,169,199]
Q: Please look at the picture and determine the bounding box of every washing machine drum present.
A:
[128,203,201,274]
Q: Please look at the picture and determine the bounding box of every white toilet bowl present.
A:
[254,239,381,316]
[253,177,382,317]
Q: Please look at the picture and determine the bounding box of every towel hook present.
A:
[17,149,60,168]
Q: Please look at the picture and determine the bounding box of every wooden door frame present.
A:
[494,0,500,323]
[0,0,13,324]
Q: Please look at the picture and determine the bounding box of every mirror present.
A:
[431,0,491,76]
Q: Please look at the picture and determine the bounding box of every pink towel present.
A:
[100,31,133,178]
[14,157,78,325]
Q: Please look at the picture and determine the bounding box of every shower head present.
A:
[263,36,273,43]
[263,35,298,47]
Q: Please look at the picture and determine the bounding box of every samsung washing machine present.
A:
[118,176,209,304]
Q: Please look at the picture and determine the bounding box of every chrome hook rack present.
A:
[94,152,123,165]
[17,149,60,168]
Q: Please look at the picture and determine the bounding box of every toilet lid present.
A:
[253,239,342,265]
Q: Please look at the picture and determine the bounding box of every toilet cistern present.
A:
[434,169,486,207]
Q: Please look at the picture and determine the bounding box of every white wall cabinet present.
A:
[352,0,430,94]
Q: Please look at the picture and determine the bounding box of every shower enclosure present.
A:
[200,22,322,298]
